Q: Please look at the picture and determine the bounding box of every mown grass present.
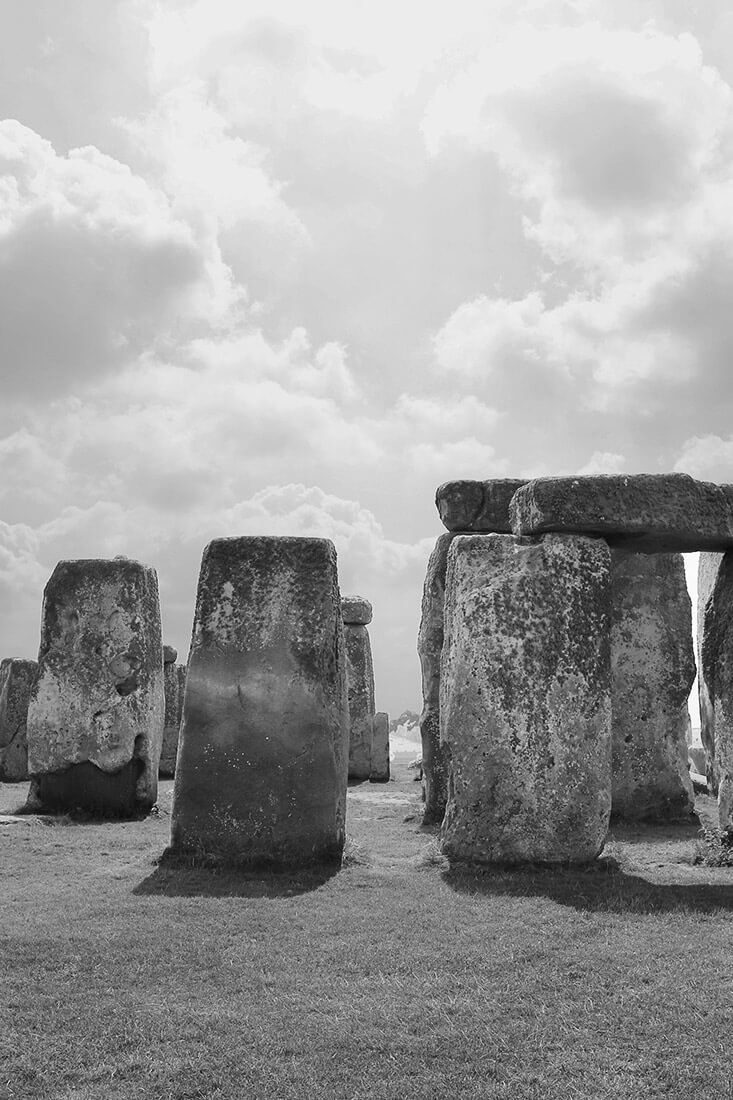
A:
[1,769,732,1100]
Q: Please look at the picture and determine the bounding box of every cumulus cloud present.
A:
[0,120,242,398]
[426,22,733,467]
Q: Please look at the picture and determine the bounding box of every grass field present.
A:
[2,754,733,1100]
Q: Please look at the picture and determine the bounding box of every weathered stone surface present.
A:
[0,659,37,782]
[170,536,349,866]
[26,558,164,815]
[440,533,612,865]
[160,663,186,778]
[163,644,178,665]
[341,595,373,625]
[688,743,707,776]
[370,711,390,782]
[510,473,733,553]
[699,551,733,830]
[344,621,375,781]
[436,479,528,533]
[698,552,723,792]
[417,533,454,824]
[610,551,695,821]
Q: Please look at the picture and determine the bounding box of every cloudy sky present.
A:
[1,0,731,716]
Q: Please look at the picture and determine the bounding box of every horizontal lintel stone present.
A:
[435,479,529,533]
[510,473,733,553]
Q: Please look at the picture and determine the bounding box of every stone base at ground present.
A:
[170,536,349,866]
[440,533,612,865]
[0,659,37,782]
[610,551,696,821]
[26,558,164,815]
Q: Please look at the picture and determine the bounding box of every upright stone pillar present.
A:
[370,711,390,782]
[610,551,696,820]
[171,537,349,866]
[699,551,733,830]
[417,534,454,824]
[0,658,37,781]
[26,558,164,815]
[342,595,375,782]
[440,533,612,865]
[160,646,186,778]
[698,552,724,792]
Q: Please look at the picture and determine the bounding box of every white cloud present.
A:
[0,120,242,397]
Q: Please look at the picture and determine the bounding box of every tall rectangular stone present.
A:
[0,658,37,782]
[698,551,724,791]
[440,533,612,865]
[610,551,695,820]
[699,550,733,830]
[170,536,349,866]
[26,558,164,815]
[417,533,454,824]
[342,596,375,781]
[160,657,186,778]
[370,711,390,782]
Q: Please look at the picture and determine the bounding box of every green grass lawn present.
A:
[2,759,733,1100]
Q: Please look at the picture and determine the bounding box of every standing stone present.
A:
[171,537,349,866]
[341,596,375,781]
[26,558,164,815]
[441,533,612,865]
[417,533,454,824]
[160,653,186,779]
[610,551,696,821]
[699,551,733,830]
[0,659,37,782]
[698,552,724,792]
[370,711,390,782]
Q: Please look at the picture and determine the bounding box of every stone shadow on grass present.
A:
[133,848,341,899]
[441,858,733,915]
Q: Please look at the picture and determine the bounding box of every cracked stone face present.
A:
[170,536,349,867]
[26,558,164,815]
[440,533,612,865]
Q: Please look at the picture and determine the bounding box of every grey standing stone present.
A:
[342,596,375,781]
[170,536,349,866]
[698,552,724,792]
[0,658,37,782]
[417,533,454,824]
[160,662,186,778]
[699,551,733,830]
[370,711,390,782]
[610,551,695,821]
[511,473,733,553]
[26,558,164,815]
[440,533,612,865]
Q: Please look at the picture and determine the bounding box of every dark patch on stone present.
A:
[38,759,144,817]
